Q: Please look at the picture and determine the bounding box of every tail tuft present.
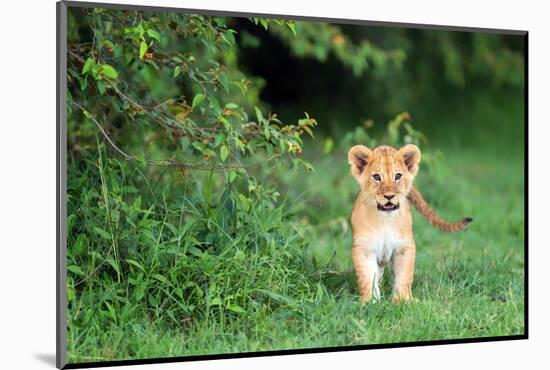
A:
[463,217,474,224]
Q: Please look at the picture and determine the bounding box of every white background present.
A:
[0,0,545,368]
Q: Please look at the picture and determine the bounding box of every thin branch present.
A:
[71,101,279,171]
[106,82,184,130]
[68,49,86,64]
[72,101,135,161]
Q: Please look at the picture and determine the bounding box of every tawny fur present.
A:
[407,187,472,232]
[347,144,472,303]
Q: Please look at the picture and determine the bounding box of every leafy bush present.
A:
[67,145,314,332]
[66,9,326,356]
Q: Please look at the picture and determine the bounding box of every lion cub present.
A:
[347,144,472,303]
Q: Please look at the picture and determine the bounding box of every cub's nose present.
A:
[383,194,395,201]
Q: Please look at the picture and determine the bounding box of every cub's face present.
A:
[347,144,421,212]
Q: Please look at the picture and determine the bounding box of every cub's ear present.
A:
[398,144,421,176]
[347,145,372,181]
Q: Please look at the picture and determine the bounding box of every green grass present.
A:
[66,92,524,363]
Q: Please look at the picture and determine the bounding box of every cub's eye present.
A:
[372,174,381,181]
[395,173,402,181]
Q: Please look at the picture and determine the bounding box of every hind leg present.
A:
[391,241,416,303]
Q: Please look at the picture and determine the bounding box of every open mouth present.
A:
[377,202,400,212]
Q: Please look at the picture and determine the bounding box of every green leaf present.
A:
[228,170,237,183]
[136,22,145,39]
[238,194,250,212]
[227,303,246,314]
[100,64,118,80]
[67,285,75,302]
[220,145,229,162]
[302,125,314,138]
[102,39,115,49]
[146,29,161,42]
[297,158,315,172]
[139,41,148,60]
[213,132,226,147]
[104,301,117,322]
[72,234,86,256]
[259,18,269,30]
[126,259,145,272]
[152,273,170,285]
[192,93,205,109]
[82,58,94,75]
[279,139,286,153]
[173,65,181,78]
[96,80,106,95]
[323,137,334,154]
[187,246,203,257]
[105,258,121,275]
[224,102,239,109]
[192,141,206,154]
[67,265,85,277]
[218,116,230,128]
[286,22,297,37]
[148,294,158,307]
[93,226,112,240]
[180,137,190,150]
[91,64,101,80]
[89,250,103,262]
[78,76,88,91]
[254,106,264,124]
[208,95,222,114]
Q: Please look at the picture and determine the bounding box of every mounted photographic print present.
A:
[56,1,527,368]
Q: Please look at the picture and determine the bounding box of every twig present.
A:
[71,101,279,171]
[72,101,134,161]
[67,49,86,64]
[106,82,185,131]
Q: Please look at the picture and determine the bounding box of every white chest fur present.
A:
[356,222,409,266]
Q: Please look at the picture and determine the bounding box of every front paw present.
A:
[391,295,418,304]
[360,294,373,304]
[360,294,384,304]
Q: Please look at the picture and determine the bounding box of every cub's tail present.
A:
[407,187,473,233]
